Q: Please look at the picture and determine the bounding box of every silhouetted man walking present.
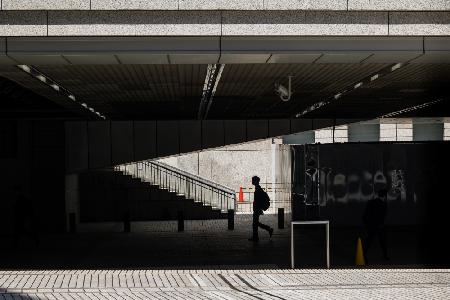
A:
[363,188,389,262]
[248,176,273,242]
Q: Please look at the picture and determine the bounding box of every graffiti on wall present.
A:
[298,143,410,206]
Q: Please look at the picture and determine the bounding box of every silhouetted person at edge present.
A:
[13,186,39,248]
[363,188,389,262]
[248,176,273,242]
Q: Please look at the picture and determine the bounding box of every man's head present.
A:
[252,176,260,186]
[377,188,388,200]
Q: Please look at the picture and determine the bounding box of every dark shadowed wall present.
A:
[0,120,66,234]
[292,142,450,266]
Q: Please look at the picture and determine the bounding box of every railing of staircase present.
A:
[115,160,236,213]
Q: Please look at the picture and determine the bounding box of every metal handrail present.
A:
[115,160,236,213]
[150,160,235,194]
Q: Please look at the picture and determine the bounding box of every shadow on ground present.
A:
[0,214,430,269]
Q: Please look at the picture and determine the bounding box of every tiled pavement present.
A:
[78,214,277,233]
[0,269,449,299]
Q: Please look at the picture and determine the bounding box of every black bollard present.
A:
[178,210,184,232]
[123,212,131,233]
[69,213,77,234]
[278,208,284,229]
[228,209,234,230]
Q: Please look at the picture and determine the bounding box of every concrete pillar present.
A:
[68,213,77,234]
[123,212,130,233]
[65,174,80,233]
[228,209,234,230]
[177,210,184,232]
[278,208,284,229]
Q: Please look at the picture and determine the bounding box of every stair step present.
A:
[82,168,233,222]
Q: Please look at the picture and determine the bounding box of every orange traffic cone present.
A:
[355,237,366,266]
[239,187,244,202]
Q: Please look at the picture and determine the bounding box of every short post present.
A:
[178,210,184,232]
[123,212,130,233]
[278,208,284,229]
[228,209,234,230]
[69,213,77,234]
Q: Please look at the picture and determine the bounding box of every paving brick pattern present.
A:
[1,269,449,299]
[78,214,275,233]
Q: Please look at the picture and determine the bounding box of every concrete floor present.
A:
[0,214,430,269]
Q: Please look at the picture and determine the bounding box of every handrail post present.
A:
[119,160,236,213]
[123,211,130,233]
[278,207,285,229]
[228,209,234,230]
[178,210,184,232]
[186,178,190,199]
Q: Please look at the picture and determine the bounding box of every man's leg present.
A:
[379,228,389,260]
[252,212,259,240]
[258,222,271,232]
[257,213,273,237]
[364,229,375,263]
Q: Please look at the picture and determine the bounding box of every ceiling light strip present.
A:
[16,64,106,119]
[380,98,445,118]
[198,64,225,120]
[295,62,405,118]
[205,64,225,118]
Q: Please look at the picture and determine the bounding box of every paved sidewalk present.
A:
[1,269,449,299]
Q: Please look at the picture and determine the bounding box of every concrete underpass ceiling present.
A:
[1,62,449,120]
[0,36,449,120]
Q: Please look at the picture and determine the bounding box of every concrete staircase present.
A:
[79,169,227,222]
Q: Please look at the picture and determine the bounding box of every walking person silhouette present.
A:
[248,176,274,242]
[363,188,389,263]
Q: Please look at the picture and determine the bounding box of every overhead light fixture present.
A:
[18,65,31,73]
[354,82,363,89]
[16,64,106,119]
[295,62,406,118]
[198,64,225,120]
[391,63,402,71]
[36,75,46,82]
[380,98,445,118]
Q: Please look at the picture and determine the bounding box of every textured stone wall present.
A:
[0,10,449,36]
[1,0,449,11]
[159,139,292,213]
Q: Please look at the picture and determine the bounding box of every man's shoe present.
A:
[248,237,259,242]
[269,228,274,238]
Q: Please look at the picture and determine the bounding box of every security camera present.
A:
[274,83,289,98]
[274,76,293,101]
